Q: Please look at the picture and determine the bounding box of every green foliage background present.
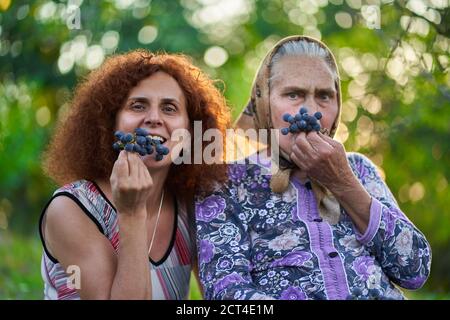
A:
[0,0,449,299]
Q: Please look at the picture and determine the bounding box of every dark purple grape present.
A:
[290,123,299,133]
[114,131,124,139]
[314,112,322,120]
[298,120,307,130]
[145,145,153,154]
[161,146,170,155]
[133,144,142,153]
[308,115,317,125]
[124,143,134,152]
[136,136,147,146]
[135,127,149,136]
[155,144,165,154]
[123,133,133,143]
[112,142,122,151]
[287,115,295,124]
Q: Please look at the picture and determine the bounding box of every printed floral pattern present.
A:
[271,251,312,267]
[196,153,431,300]
[199,239,215,264]
[280,286,307,300]
[196,195,226,222]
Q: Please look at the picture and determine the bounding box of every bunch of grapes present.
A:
[112,128,169,161]
[280,106,322,135]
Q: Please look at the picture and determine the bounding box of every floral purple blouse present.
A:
[195,152,431,300]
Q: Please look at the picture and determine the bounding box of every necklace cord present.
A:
[148,189,165,255]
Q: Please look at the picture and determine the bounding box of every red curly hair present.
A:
[43,50,230,200]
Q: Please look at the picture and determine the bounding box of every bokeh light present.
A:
[204,46,229,68]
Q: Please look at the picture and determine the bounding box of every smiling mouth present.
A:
[148,134,167,144]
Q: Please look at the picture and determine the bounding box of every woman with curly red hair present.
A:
[39,50,230,299]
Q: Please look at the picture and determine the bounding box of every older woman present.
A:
[39,50,230,299]
[195,36,431,300]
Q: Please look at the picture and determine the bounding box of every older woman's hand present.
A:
[290,131,372,233]
[289,131,355,194]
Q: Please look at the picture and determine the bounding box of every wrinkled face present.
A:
[270,55,339,156]
[116,71,190,169]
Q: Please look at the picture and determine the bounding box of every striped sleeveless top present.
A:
[38,180,193,300]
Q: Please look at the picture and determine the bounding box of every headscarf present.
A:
[235,35,343,224]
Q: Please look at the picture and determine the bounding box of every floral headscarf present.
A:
[235,35,343,224]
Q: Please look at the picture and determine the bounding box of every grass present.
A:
[0,230,448,300]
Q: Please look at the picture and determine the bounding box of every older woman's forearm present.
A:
[330,174,372,234]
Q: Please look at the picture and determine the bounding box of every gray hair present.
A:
[269,40,339,88]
